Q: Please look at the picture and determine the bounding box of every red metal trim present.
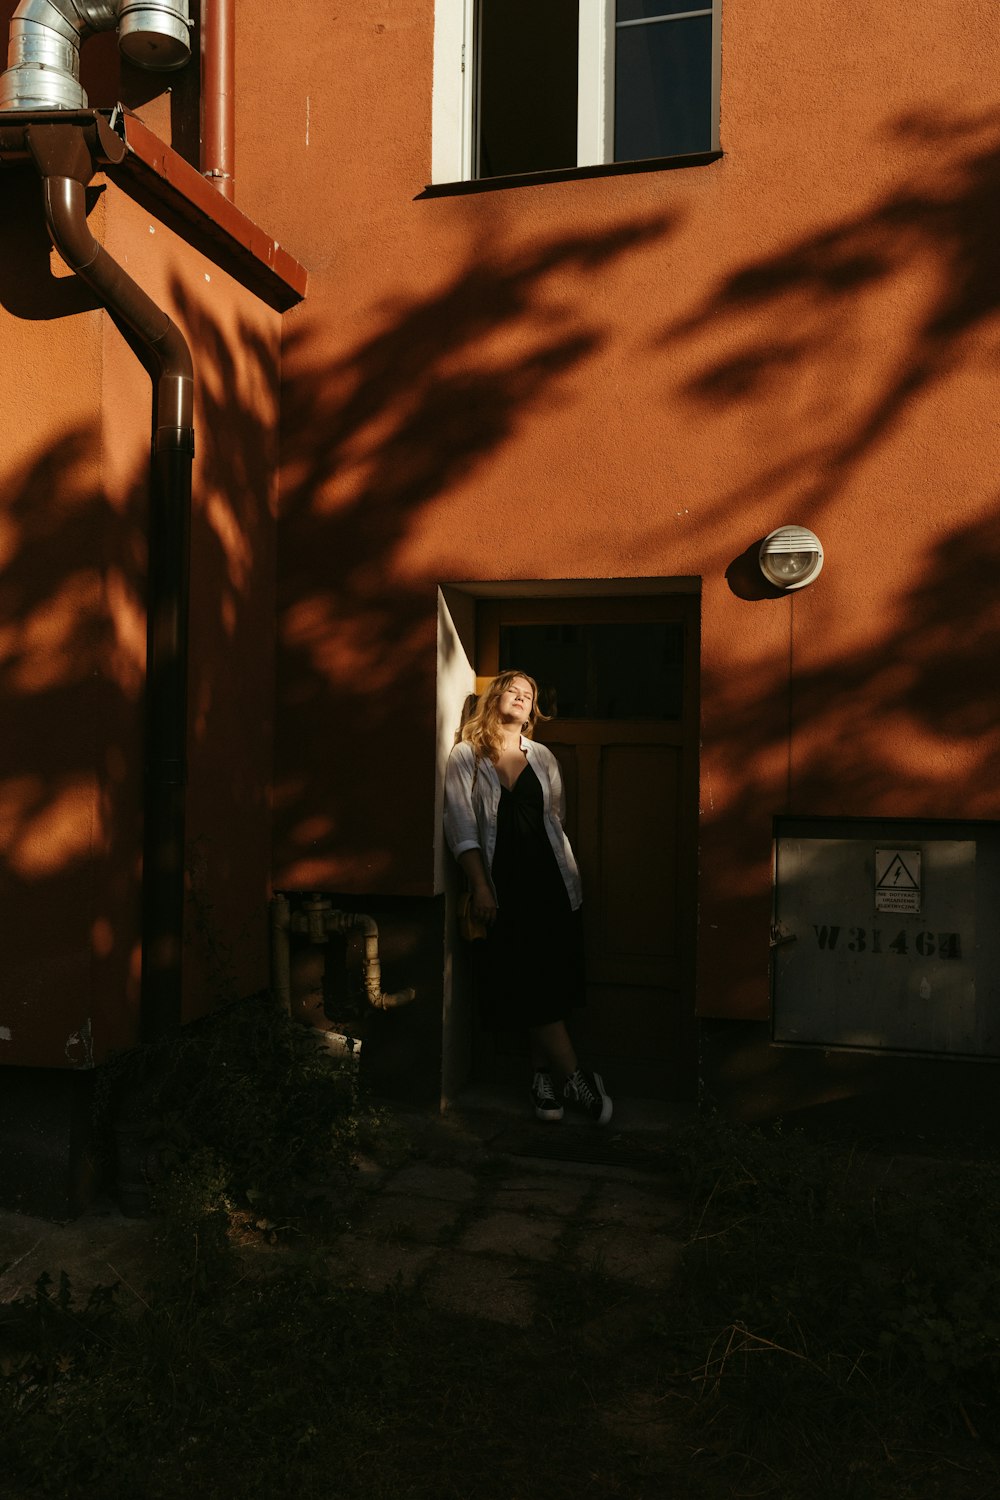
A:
[0,107,306,308]
[108,111,306,310]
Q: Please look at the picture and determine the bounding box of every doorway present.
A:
[476,592,700,1099]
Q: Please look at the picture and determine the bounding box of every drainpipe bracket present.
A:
[154,424,195,455]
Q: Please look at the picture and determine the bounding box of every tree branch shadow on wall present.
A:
[267,103,1000,1113]
[652,105,1000,1119]
[702,501,1000,1007]
[0,174,283,1056]
[0,422,148,1062]
[667,103,1000,849]
[5,99,1000,1107]
[656,106,1000,522]
[0,199,674,1060]
[272,215,675,893]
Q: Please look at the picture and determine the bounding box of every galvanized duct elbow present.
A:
[0,0,191,112]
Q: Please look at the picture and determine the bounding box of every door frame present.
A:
[437,577,701,1103]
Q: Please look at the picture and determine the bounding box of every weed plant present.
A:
[96,992,377,1231]
[1,1240,645,1499]
[662,1118,1000,1497]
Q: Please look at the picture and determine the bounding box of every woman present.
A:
[444,670,612,1125]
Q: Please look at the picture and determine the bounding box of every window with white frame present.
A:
[431,0,721,184]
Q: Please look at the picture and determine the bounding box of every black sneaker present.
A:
[564,1069,613,1125]
[531,1070,564,1122]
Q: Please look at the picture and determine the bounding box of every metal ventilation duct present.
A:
[0,0,190,112]
[118,2,191,70]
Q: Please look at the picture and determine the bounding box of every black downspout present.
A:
[25,121,195,1043]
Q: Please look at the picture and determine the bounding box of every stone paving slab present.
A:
[457,1208,564,1262]
[334,1233,436,1292]
[487,1172,591,1219]
[350,1153,390,1192]
[600,1391,679,1463]
[585,1180,686,1230]
[350,1191,467,1246]
[572,1226,684,1289]
[0,1101,695,1315]
[577,1297,663,1353]
[420,1248,538,1328]
[381,1162,480,1203]
[489,1139,674,1185]
[0,1205,153,1303]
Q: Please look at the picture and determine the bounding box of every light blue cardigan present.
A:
[443,736,583,909]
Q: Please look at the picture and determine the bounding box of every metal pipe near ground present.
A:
[271,896,417,1013]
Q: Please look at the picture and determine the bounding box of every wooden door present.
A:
[477,595,700,1099]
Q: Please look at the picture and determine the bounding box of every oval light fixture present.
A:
[758,526,824,591]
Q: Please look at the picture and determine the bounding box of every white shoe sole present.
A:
[566,1072,613,1125]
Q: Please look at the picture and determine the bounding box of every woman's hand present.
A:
[458,849,497,926]
[470,882,497,926]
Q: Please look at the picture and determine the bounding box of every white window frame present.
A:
[431,0,721,185]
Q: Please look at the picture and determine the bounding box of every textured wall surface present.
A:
[255,2,1000,1036]
[0,169,281,1068]
[3,0,998,1084]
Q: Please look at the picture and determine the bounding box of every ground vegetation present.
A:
[2,999,999,1499]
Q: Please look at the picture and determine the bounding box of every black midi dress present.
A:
[473,761,585,1031]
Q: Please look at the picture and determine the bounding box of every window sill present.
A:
[419,149,722,198]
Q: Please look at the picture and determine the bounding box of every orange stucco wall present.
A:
[245,1,1000,1025]
[0,159,280,1068]
[3,0,998,1079]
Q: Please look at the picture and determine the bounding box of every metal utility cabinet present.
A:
[772,818,1000,1059]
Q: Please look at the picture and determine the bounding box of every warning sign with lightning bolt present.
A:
[874,848,922,914]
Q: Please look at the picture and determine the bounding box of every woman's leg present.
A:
[529,1019,611,1123]
[529,1020,578,1079]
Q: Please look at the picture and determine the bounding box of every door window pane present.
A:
[614,13,713,161]
[499,622,684,719]
[477,0,579,177]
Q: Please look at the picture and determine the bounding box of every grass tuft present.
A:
[657,1116,1000,1497]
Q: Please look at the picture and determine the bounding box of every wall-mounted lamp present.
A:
[758,526,824,591]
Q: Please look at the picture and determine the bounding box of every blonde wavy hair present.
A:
[461,669,548,763]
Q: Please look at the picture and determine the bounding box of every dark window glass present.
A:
[477,0,579,177]
[499,622,684,720]
[618,0,710,20]
[615,13,713,161]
